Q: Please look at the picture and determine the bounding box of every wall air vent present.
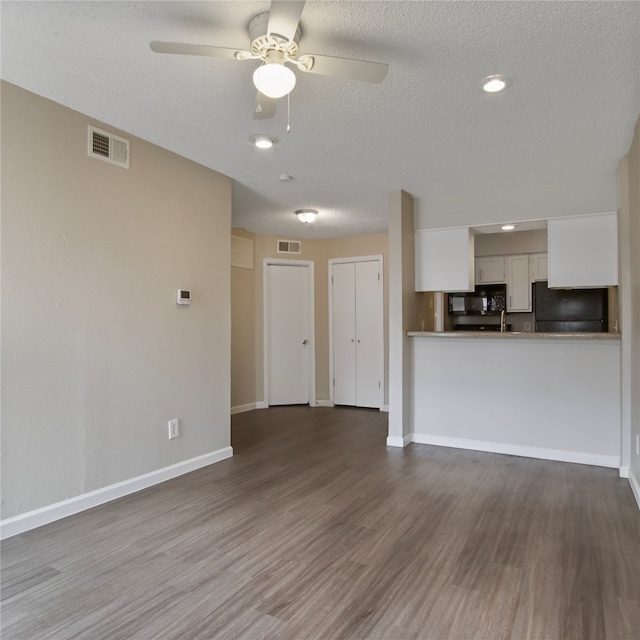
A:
[277,239,301,255]
[88,125,129,169]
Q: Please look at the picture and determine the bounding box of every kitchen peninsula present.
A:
[407,330,621,468]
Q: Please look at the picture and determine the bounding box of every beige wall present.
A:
[474,229,548,256]
[231,229,388,407]
[620,116,640,491]
[1,82,232,519]
[230,229,256,409]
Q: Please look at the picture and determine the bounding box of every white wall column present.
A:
[388,190,419,446]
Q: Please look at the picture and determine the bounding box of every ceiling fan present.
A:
[150,0,388,120]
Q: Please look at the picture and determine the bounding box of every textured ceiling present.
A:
[2,1,639,239]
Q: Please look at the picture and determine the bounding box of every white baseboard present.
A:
[411,432,619,469]
[256,401,268,409]
[315,400,334,408]
[0,446,233,540]
[619,466,629,479]
[629,468,640,511]
[387,434,411,448]
[231,402,258,415]
[379,405,389,413]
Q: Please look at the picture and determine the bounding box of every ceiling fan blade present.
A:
[267,1,305,42]
[299,53,388,83]
[150,41,244,60]
[253,93,277,120]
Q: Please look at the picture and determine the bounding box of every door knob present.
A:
[302,339,308,345]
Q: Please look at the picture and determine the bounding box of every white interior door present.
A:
[266,262,313,406]
[331,257,383,409]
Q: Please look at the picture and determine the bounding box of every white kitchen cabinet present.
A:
[415,228,474,292]
[331,259,383,409]
[529,253,548,281]
[506,255,531,312]
[547,213,618,288]
[476,256,506,284]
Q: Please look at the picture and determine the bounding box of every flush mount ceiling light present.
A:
[251,134,276,149]
[482,75,508,93]
[501,224,516,231]
[296,209,318,223]
[253,50,297,99]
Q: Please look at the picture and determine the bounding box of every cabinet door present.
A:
[332,263,356,406]
[415,228,474,292]
[354,261,382,408]
[507,255,531,312]
[529,253,548,281]
[548,213,618,287]
[476,256,506,284]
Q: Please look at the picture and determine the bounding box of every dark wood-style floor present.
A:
[2,406,639,639]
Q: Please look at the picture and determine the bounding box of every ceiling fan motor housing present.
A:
[248,11,300,60]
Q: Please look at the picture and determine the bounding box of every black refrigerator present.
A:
[533,281,608,333]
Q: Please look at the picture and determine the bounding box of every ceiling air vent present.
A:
[277,239,301,255]
[88,125,129,169]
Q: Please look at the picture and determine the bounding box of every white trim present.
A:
[411,432,619,469]
[328,255,384,409]
[387,434,411,448]
[619,466,629,479]
[231,402,258,415]
[380,404,389,413]
[629,469,640,511]
[263,258,316,408]
[255,401,268,410]
[315,400,334,408]
[0,446,233,540]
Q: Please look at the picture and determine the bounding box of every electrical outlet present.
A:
[168,419,180,440]
[524,321,532,332]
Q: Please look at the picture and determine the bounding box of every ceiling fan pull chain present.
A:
[286,92,291,132]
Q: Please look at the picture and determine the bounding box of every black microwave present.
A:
[448,284,506,316]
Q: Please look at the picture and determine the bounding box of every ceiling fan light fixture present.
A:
[253,52,296,98]
[482,75,508,93]
[296,209,318,223]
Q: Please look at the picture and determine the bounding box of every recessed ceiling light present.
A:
[295,209,318,223]
[482,75,508,93]
[501,224,515,231]
[251,135,276,149]
[278,174,293,182]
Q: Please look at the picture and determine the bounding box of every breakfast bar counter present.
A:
[407,331,620,339]
[407,331,622,470]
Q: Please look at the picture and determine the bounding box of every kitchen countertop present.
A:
[407,331,620,340]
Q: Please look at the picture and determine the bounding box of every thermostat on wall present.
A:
[177,289,191,305]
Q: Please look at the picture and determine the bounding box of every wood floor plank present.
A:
[2,406,639,639]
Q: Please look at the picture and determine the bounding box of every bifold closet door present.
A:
[354,260,382,408]
[332,262,357,405]
[332,260,382,408]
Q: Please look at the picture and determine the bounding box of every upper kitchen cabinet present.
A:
[415,227,474,292]
[506,255,531,312]
[529,253,548,281]
[476,256,506,284]
[547,213,618,288]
